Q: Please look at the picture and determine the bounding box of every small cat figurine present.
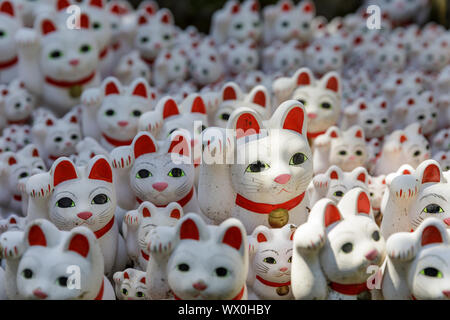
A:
[0,1,21,84]
[313,125,367,174]
[153,48,188,91]
[0,80,35,127]
[368,174,387,225]
[432,128,450,154]
[262,39,303,76]
[32,110,82,168]
[123,201,183,271]
[110,130,201,215]
[114,50,151,86]
[247,224,296,300]
[272,67,341,140]
[199,100,312,232]
[305,41,344,77]
[81,76,157,151]
[381,159,450,239]
[0,214,26,234]
[113,268,149,300]
[24,155,128,277]
[0,219,115,299]
[2,124,32,150]
[146,213,248,300]
[220,39,259,79]
[0,144,45,217]
[308,165,369,206]
[382,217,450,300]
[434,151,450,172]
[15,13,100,115]
[71,136,109,167]
[291,188,386,300]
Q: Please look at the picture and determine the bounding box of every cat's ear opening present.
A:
[0,0,14,16]
[166,202,183,220]
[421,225,444,247]
[324,202,342,228]
[228,108,263,139]
[321,72,340,94]
[356,191,371,215]
[159,9,173,25]
[137,201,157,218]
[52,158,78,187]
[66,233,90,258]
[158,97,180,119]
[274,100,307,136]
[416,160,442,185]
[132,132,157,159]
[218,219,246,257]
[40,19,58,36]
[130,78,150,99]
[102,77,121,96]
[27,224,47,247]
[293,67,313,86]
[184,94,206,114]
[179,217,200,240]
[247,85,269,108]
[88,156,113,184]
[221,82,240,101]
[56,0,71,11]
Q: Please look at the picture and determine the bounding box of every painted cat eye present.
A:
[91,194,109,205]
[57,276,68,287]
[246,160,270,173]
[234,23,243,30]
[136,169,152,179]
[341,242,353,253]
[333,190,344,197]
[92,22,102,29]
[19,172,28,179]
[22,269,33,279]
[168,168,185,177]
[80,44,91,53]
[320,102,331,109]
[281,21,289,28]
[105,109,115,116]
[355,150,363,156]
[122,288,128,295]
[413,150,421,157]
[56,197,75,208]
[54,137,63,142]
[339,150,347,156]
[49,50,63,59]
[422,204,444,214]
[297,99,307,106]
[136,291,145,298]
[215,267,228,277]
[372,231,380,241]
[0,30,6,37]
[132,110,142,117]
[420,267,443,278]
[141,37,149,43]
[288,256,292,263]
[163,34,171,41]
[220,113,230,121]
[178,263,190,272]
[366,119,373,124]
[289,153,307,166]
[263,257,276,264]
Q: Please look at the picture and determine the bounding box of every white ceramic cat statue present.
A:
[0,80,35,126]
[0,219,115,299]
[114,50,151,86]
[0,1,21,84]
[24,155,127,277]
[247,223,296,300]
[113,268,149,300]
[146,213,248,300]
[199,100,313,233]
[434,151,450,172]
[291,188,386,300]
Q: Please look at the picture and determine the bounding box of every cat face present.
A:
[346,98,390,139]
[413,40,449,73]
[395,123,430,169]
[167,214,248,300]
[97,77,156,142]
[189,43,224,86]
[135,9,176,61]
[372,43,406,72]
[290,68,341,135]
[3,124,32,150]
[126,131,194,207]
[154,48,188,85]
[433,129,450,153]
[1,85,35,123]
[272,1,315,43]
[227,1,262,43]
[114,268,148,300]
[228,100,312,204]
[0,1,20,61]
[37,16,99,81]
[368,175,386,212]
[114,51,151,85]
[222,40,258,75]
[268,41,303,75]
[249,224,295,283]
[434,152,450,172]
[49,156,115,233]
[306,43,343,76]
[15,219,104,300]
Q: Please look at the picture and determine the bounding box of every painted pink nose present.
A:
[77,211,93,220]
[118,121,128,127]
[274,174,291,185]
[349,155,356,161]
[65,142,72,147]
[444,218,450,226]
[279,267,288,272]
[152,182,168,192]
[69,59,79,66]
[443,291,450,298]
[308,113,317,119]
[193,282,207,291]
[33,289,48,299]
[365,249,379,261]
[155,43,161,49]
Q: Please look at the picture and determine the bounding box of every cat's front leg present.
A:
[0,230,25,299]
[312,134,331,174]
[110,146,137,210]
[15,29,42,96]
[25,172,53,222]
[123,209,141,263]
[80,88,103,140]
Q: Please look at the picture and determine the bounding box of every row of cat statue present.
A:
[0,0,447,300]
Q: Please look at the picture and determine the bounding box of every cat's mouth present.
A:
[276,188,292,194]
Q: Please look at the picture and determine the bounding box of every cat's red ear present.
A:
[280,0,292,12]
[133,133,157,159]
[161,98,180,119]
[104,79,120,96]
[28,225,47,247]
[324,203,342,227]
[88,157,113,183]
[41,19,57,35]
[79,13,90,29]
[234,111,261,139]
[355,129,363,138]
[248,87,268,108]
[282,105,305,135]
[8,156,16,166]
[421,163,441,184]
[179,218,200,240]
[323,73,340,93]
[329,169,339,180]
[160,9,173,24]
[170,208,181,219]
[0,1,14,16]
[89,0,104,8]
[138,14,148,25]
[190,96,206,114]
[421,225,443,246]
[70,115,77,124]
[46,118,54,126]
[256,233,267,242]
[9,217,16,224]
[67,234,90,258]
[168,134,190,157]
[399,134,407,144]
[328,127,339,138]
[124,272,129,279]
[357,172,366,183]
[357,191,371,215]
[53,159,78,186]
[32,148,39,157]
[140,277,146,284]
[222,226,242,251]
[222,84,238,101]
[296,70,312,86]
[142,207,151,217]
[56,0,71,11]
[131,80,149,99]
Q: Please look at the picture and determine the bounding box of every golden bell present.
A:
[268,208,289,228]
[276,285,289,296]
[69,85,83,99]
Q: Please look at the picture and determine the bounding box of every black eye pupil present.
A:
[372,231,380,241]
[235,23,243,29]
[425,204,442,214]
[0,30,5,37]
[418,115,425,120]
[335,191,344,197]
[291,153,306,165]
[264,257,276,264]
[170,168,183,177]
[19,172,28,178]
[92,194,108,205]
[414,150,421,156]
[50,50,62,58]
[71,135,78,140]
[137,292,143,297]
[356,150,363,156]
[178,263,189,272]
[382,119,387,123]
[23,269,33,279]
[57,197,74,208]
[249,161,266,172]
[164,34,170,40]
[339,150,347,155]
[282,21,289,27]
[215,267,228,277]
[221,113,230,120]
[122,288,128,295]
[137,169,150,178]
[321,102,331,109]
[58,276,68,287]
[93,22,101,29]
[423,267,439,277]
[201,125,207,132]
[366,120,373,124]
[105,109,115,116]
[342,243,353,253]
[54,137,62,142]
[80,45,90,52]
[132,110,142,117]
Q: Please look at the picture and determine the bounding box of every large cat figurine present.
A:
[0,1,21,84]
[24,156,127,277]
[247,223,296,300]
[381,217,450,300]
[146,213,248,300]
[199,100,313,232]
[15,13,100,115]
[113,268,149,300]
[123,201,183,270]
[0,219,115,299]
[291,188,386,300]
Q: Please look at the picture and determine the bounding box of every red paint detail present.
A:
[283,107,304,135]
[28,225,47,247]
[236,191,305,214]
[180,218,199,240]
[330,281,368,295]
[421,225,443,246]
[257,233,267,242]
[324,203,341,227]
[45,71,96,88]
[102,133,132,147]
[222,226,242,250]
[68,234,90,257]
[53,160,78,186]
[94,217,115,239]
[421,164,441,184]
[133,134,157,159]
[256,275,291,287]
[274,174,291,185]
[77,211,93,220]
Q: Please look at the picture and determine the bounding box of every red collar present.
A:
[101,133,133,147]
[307,130,326,139]
[141,55,155,65]
[235,191,305,214]
[329,281,368,296]
[112,42,121,51]
[173,286,245,300]
[99,47,108,60]
[45,71,96,88]
[13,194,22,202]
[48,155,59,161]
[256,275,290,287]
[0,56,18,70]
[137,187,194,208]
[411,295,417,300]
[141,250,149,261]
[94,279,104,300]
[8,117,30,125]
[94,217,114,239]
